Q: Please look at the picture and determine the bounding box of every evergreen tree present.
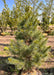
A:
[41,0,54,32]
[41,12,49,32]
[8,0,50,74]
[51,17,54,24]
[51,13,54,24]
[0,0,9,33]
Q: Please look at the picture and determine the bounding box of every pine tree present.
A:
[0,0,9,33]
[41,0,54,32]
[51,17,54,24]
[51,13,54,24]
[8,0,50,74]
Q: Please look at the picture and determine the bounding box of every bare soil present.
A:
[47,36,54,49]
[0,35,54,51]
[0,35,15,51]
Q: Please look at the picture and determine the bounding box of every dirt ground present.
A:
[47,36,54,50]
[0,35,15,51]
[0,35,54,57]
[0,35,54,51]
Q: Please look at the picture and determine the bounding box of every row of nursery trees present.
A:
[0,0,54,34]
[0,0,54,75]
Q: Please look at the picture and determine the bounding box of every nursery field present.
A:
[0,35,54,75]
[0,0,54,74]
[0,35,54,52]
[0,35,53,50]
[0,35,54,60]
[0,26,54,75]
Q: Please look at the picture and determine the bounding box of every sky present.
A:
[0,0,45,13]
[0,0,14,12]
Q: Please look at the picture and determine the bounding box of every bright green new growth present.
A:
[8,2,50,72]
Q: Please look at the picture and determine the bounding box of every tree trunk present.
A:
[0,27,3,35]
[18,69,23,75]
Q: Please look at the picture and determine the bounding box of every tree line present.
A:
[0,0,54,34]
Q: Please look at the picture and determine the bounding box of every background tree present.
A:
[51,13,54,24]
[0,0,9,34]
[41,0,54,32]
